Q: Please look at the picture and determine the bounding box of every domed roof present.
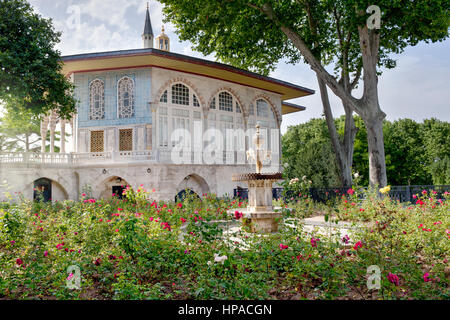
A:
[156,26,170,40]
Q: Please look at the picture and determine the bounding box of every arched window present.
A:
[218,92,233,112]
[172,83,189,105]
[118,77,135,119]
[248,103,254,116]
[193,94,200,107]
[89,79,105,120]
[160,90,168,103]
[256,99,269,118]
[210,97,216,109]
[156,82,202,150]
[208,91,245,161]
[249,98,278,155]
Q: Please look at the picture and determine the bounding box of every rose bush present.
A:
[0,187,448,299]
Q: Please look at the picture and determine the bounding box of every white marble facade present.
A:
[0,67,285,202]
[0,7,311,203]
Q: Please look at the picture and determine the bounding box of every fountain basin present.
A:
[231,172,282,233]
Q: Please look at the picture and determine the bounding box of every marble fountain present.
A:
[231,125,282,233]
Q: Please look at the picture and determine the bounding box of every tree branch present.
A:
[247,2,362,114]
[350,64,362,90]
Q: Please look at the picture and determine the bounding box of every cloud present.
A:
[77,0,141,30]
[27,0,450,134]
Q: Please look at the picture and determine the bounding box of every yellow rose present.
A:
[379,186,391,194]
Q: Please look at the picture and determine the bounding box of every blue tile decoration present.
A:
[75,68,152,128]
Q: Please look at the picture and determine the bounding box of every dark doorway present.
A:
[175,189,200,202]
[34,178,52,202]
[112,186,126,199]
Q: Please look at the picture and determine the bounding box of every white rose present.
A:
[214,253,228,264]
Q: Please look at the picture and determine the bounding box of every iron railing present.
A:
[234,185,450,203]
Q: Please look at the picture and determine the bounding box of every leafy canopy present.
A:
[0,0,76,118]
[161,0,449,77]
[283,116,450,186]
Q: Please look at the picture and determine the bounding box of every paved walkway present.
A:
[180,215,364,246]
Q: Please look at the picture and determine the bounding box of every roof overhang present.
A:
[62,48,314,115]
[282,102,306,115]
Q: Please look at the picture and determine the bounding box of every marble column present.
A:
[60,119,66,153]
[151,103,158,154]
[49,111,58,153]
[69,116,76,153]
[40,115,50,153]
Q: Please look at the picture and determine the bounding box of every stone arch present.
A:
[176,173,210,198]
[252,94,282,127]
[96,176,132,199]
[155,77,205,109]
[175,189,200,202]
[207,87,247,116]
[33,177,69,202]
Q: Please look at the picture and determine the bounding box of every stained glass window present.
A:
[89,79,105,120]
[118,77,135,119]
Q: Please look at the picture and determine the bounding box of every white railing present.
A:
[0,152,73,165]
[0,150,157,166]
[72,152,112,163]
[0,150,279,168]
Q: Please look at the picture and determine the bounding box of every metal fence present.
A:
[234,185,450,203]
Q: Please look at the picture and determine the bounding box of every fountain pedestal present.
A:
[230,124,283,233]
[232,173,282,233]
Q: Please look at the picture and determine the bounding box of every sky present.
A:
[27,0,450,135]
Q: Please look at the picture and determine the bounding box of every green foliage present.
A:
[283,116,450,187]
[0,0,76,117]
[0,105,67,152]
[422,119,450,185]
[160,0,449,76]
[0,190,448,300]
[160,0,449,187]
[282,118,341,187]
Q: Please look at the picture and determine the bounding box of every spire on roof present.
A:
[143,2,153,37]
[142,2,154,48]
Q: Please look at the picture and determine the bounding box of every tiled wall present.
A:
[74,68,152,128]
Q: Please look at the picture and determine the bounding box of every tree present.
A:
[0,127,19,151]
[160,0,449,187]
[383,119,431,185]
[0,104,41,151]
[421,118,450,185]
[0,0,76,118]
[283,116,449,187]
[0,105,66,152]
[282,118,340,187]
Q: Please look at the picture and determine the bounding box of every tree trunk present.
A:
[276,15,388,187]
[317,76,354,187]
[364,114,387,187]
